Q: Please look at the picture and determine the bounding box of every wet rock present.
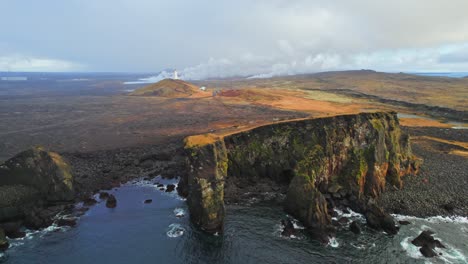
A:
[56,218,77,227]
[342,208,350,214]
[83,197,97,206]
[338,217,349,224]
[398,220,411,225]
[159,188,165,191]
[156,184,164,188]
[165,184,176,193]
[99,192,109,200]
[0,222,25,239]
[442,203,455,212]
[349,221,361,234]
[420,245,438,258]
[106,195,117,208]
[281,219,296,237]
[365,203,398,235]
[412,230,445,258]
[0,228,8,251]
[144,199,153,204]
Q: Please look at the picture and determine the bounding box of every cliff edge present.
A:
[182,112,421,239]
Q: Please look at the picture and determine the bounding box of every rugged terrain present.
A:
[0,71,466,242]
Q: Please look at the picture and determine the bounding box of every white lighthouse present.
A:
[173,70,179,80]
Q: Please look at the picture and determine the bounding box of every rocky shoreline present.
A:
[0,123,466,253]
[378,127,468,217]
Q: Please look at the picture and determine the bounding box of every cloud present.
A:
[0,55,83,72]
[2,0,468,73]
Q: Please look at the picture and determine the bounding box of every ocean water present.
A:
[409,72,468,78]
[1,178,467,264]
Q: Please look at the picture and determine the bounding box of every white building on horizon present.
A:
[173,70,179,80]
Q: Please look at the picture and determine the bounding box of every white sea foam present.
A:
[333,208,365,222]
[174,208,185,218]
[400,237,423,259]
[328,237,339,248]
[393,214,468,224]
[166,224,185,238]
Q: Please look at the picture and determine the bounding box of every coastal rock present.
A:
[398,220,411,225]
[349,221,361,234]
[0,146,74,203]
[144,199,152,204]
[412,230,445,258]
[0,221,25,239]
[83,197,97,206]
[99,192,109,199]
[184,112,420,236]
[0,228,8,251]
[56,218,77,227]
[365,203,398,235]
[106,195,117,208]
[165,184,176,193]
[280,219,297,237]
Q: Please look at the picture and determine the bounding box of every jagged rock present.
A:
[349,221,361,234]
[420,245,438,258]
[56,218,77,227]
[0,228,8,251]
[106,195,117,208]
[398,220,411,225]
[0,221,24,239]
[83,197,97,206]
[280,219,297,237]
[165,184,176,193]
[338,217,349,224]
[412,230,445,258]
[99,192,109,199]
[184,112,420,235]
[365,203,398,235]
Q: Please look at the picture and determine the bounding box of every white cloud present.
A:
[0,55,83,72]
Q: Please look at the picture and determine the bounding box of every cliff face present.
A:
[184,112,420,234]
[0,146,74,222]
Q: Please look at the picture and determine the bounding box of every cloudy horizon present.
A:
[1,0,468,78]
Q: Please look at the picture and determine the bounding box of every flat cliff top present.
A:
[184,112,394,148]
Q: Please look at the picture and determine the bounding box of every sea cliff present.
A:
[182,112,421,238]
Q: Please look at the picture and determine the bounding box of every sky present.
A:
[1,0,468,79]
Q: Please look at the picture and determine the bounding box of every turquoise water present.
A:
[1,179,467,264]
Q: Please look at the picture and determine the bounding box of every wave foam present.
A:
[166,224,185,238]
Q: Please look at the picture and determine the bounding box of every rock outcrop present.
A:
[183,112,420,236]
[0,146,74,223]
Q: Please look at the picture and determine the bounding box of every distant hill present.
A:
[130,79,201,97]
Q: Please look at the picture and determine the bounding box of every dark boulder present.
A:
[398,220,411,225]
[338,217,349,224]
[83,197,97,206]
[99,192,110,200]
[281,219,296,237]
[349,221,361,234]
[0,221,25,239]
[420,245,438,258]
[365,203,398,235]
[106,195,117,208]
[0,228,8,251]
[144,199,153,204]
[165,184,176,193]
[442,203,455,212]
[412,230,445,258]
[56,218,77,227]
